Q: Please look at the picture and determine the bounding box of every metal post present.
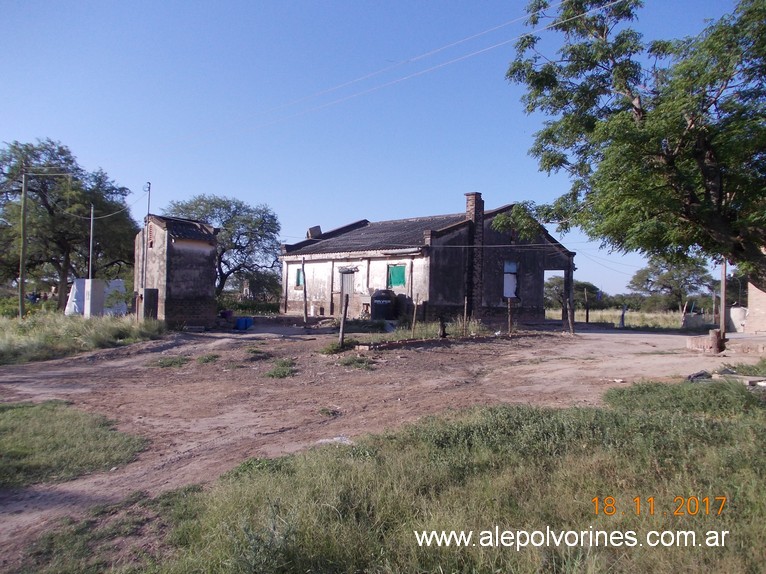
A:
[18,169,28,319]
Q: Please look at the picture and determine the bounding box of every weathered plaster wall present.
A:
[282,254,430,319]
[746,282,766,334]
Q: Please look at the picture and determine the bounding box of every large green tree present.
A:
[627,255,714,311]
[0,140,139,308]
[163,195,280,295]
[506,0,766,288]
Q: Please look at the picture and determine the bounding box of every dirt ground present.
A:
[0,322,763,567]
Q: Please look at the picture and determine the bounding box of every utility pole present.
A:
[18,167,28,319]
[88,204,95,279]
[141,182,151,292]
[720,260,727,339]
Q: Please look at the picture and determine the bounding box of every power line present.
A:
[258,0,628,127]
[259,1,566,118]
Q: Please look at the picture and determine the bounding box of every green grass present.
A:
[0,401,146,488]
[150,356,191,368]
[0,314,166,365]
[146,378,765,574]
[265,358,296,378]
[320,338,360,355]
[363,317,491,344]
[196,353,220,364]
[19,369,766,573]
[545,308,703,330]
[245,347,271,361]
[17,487,203,574]
[337,355,374,370]
[722,358,766,377]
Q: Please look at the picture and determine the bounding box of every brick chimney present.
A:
[465,192,484,317]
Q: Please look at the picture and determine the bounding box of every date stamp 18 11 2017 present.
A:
[592,496,727,517]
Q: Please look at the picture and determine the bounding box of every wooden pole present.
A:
[507,297,512,335]
[301,257,308,325]
[463,296,468,337]
[411,294,419,339]
[338,294,349,347]
[719,261,727,344]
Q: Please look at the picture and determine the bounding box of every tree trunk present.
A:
[57,250,70,310]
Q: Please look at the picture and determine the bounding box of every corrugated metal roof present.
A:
[285,214,467,255]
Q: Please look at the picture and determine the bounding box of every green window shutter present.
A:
[296,269,304,287]
[387,265,405,287]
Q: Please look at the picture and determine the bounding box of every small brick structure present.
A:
[134,215,218,329]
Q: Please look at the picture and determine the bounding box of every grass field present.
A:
[0,314,165,365]
[545,308,714,330]
[18,363,766,574]
[0,401,146,488]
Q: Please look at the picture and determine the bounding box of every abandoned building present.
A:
[134,215,218,329]
[279,192,575,322]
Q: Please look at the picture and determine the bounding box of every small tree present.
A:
[164,195,280,295]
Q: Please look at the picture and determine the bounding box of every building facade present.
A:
[280,193,575,322]
[134,215,218,329]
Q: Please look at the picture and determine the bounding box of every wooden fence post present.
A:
[338,294,349,347]
[411,294,419,339]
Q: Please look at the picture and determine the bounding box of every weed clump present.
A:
[320,339,359,354]
[265,358,296,378]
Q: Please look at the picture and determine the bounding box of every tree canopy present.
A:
[507,0,766,288]
[163,195,280,295]
[627,255,714,311]
[0,140,139,308]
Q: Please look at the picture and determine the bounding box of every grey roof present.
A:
[284,213,467,255]
[148,215,218,243]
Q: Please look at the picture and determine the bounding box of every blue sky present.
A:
[2,0,736,294]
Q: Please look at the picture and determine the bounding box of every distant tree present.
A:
[163,195,280,295]
[240,269,282,303]
[544,276,609,309]
[627,255,714,311]
[506,0,766,289]
[0,140,138,309]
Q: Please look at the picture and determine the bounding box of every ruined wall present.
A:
[480,218,573,322]
[746,282,766,334]
[427,227,470,317]
[164,240,217,328]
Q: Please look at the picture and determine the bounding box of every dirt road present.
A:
[0,324,760,565]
